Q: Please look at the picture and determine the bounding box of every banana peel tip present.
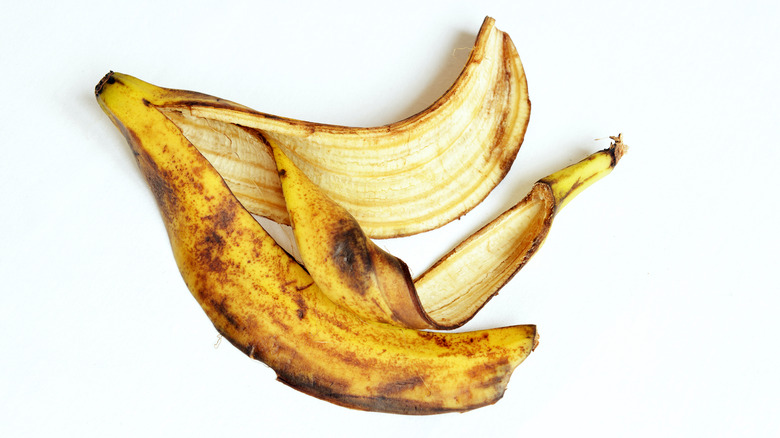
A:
[95,71,115,97]
[609,133,628,166]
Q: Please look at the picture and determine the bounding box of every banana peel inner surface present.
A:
[96,70,538,415]
[121,16,531,239]
[271,132,626,330]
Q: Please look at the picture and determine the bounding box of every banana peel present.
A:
[273,133,626,329]
[96,70,538,415]
[414,137,626,327]
[113,16,530,238]
[95,15,626,414]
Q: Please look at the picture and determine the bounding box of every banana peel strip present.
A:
[95,15,626,412]
[414,136,626,327]
[271,134,626,329]
[155,16,531,239]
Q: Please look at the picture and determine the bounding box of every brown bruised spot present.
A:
[475,374,510,391]
[131,141,179,222]
[203,230,225,246]
[202,204,237,231]
[243,313,259,330]
[375,376,426,395]
[295,282,314,292]
[112,119,183,224]
[328,217,374,294]
[277,168,287,178]
[197,231,228,273]
[94,71,117,96]
[466,356,511,381]
[293,283,315,320]
[145,168,178,220]
[415,330,452,349]
[293,294,308,319]
[185,163,208,192]
[192,198,240,274]
[191,202,244,276]
[329,348,378,370]
[209,297,242,331]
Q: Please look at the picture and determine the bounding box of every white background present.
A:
[2,0,778,436]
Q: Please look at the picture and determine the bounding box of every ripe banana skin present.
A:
[107,16,530,238]
[274,130,626,329]
[271,138,435,329]
[96,71,538,415]
[414,136,626,326]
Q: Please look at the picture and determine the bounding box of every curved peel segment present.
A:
[110,16,530,238]
[414,136,627,327]
[271,138,434,329]
[414,184,555,327]
[272,129,626,330]
[96,71,537,415]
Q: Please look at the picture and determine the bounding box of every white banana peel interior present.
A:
[272,132,626,329]
[146,16,530,238]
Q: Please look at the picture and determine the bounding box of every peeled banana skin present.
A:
[110,16,530,239]
[99,23,619,330]
[273,128,627,330]
[94,14,628,414]
[96,71,538,415]
[413,136,627,327]
[271,138,436,329]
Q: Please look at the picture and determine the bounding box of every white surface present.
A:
[2,0,778,436]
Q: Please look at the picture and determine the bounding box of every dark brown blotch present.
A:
[210,297,242,331]
[329,218,374,294]
[202,205,236,231]
[416,330,452,349]
[293,294,308,319]
[131,141,179,222]
[94,71,118,96]
[466,356,511,380]
[197,231,228,273]
[375,376,425,395]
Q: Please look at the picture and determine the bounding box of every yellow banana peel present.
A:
[110,16,530,238]
[273,132,626,329]
[414,137,627,327]
[96,71,537,415]
[95,15,626,414]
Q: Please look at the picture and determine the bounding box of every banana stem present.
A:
[540,134,627,212]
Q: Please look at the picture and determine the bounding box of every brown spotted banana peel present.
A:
[111,16,530,239]
[96,71,538,415]
[273,134,627,329]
